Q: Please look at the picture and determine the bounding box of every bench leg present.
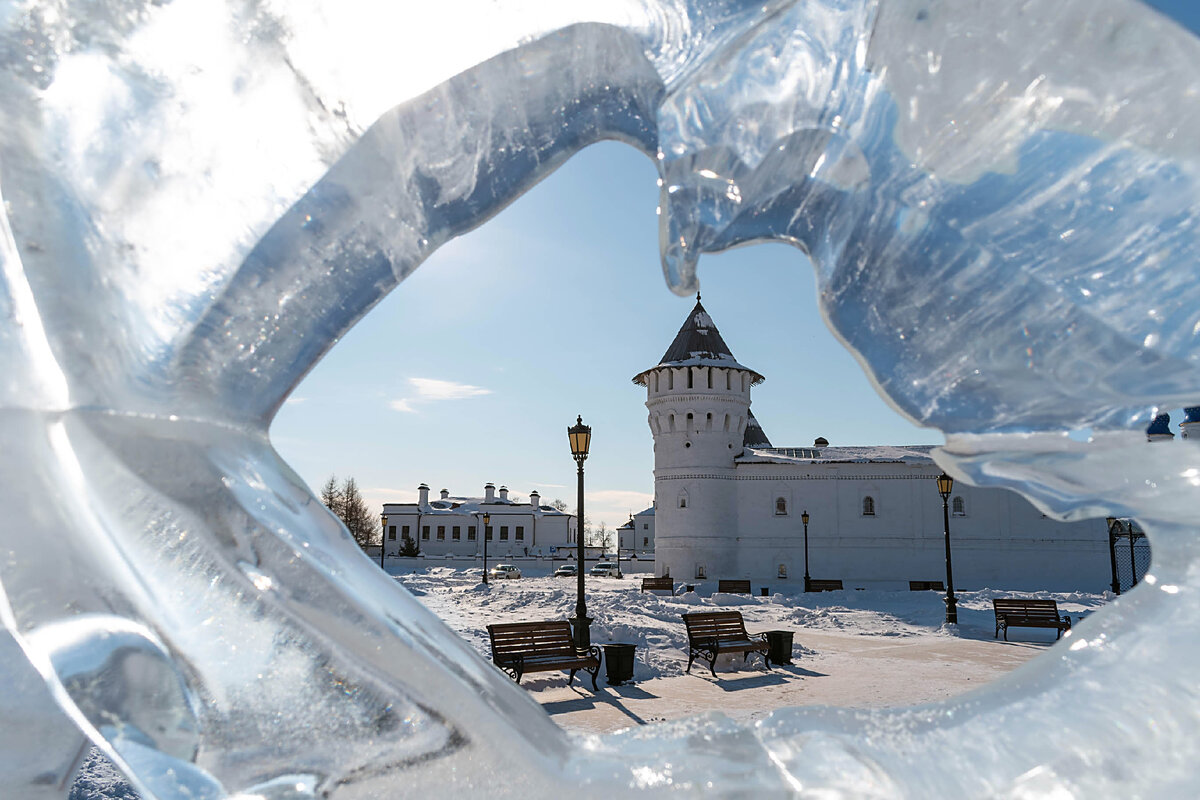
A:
[567,668,577,687]
[708,653,718,678]
[686,650,695,674]
[589,664,599,691]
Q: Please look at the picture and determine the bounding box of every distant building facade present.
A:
[615,506,656,557]
[634,298,1115,591]
[381,483,575,558]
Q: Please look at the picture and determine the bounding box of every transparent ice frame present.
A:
[1,0,1198,797]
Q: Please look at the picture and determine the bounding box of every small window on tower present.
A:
[678,490,689,509]
[775,497,788,516]
[862,496,875,516]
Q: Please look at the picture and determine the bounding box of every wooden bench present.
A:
[808,579,843,592]
[486,620,601,689]
[641,576,674,593]
[682,611,770,676]
[909,580,945,591]
[717,579,752,594]
[992,599,1072,641]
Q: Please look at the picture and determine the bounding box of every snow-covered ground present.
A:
[71,564,1109,796]
[394,564,1108,732]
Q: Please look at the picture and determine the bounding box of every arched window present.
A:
[706,412,713,430]
[726,371,731,390]
[687,368,693,388]
[667,370,674,390]
[678,490,689,509]
[723,414,730,432]
[862,496,876,516]
[706,368,712,389]
[686,412,694,432]
[952,496,966,516]
[669,414,675,431]
[775,497,788,516]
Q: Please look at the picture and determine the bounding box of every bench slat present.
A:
[487,621,601,689]
[992,599,1071,641]
[682,611,771,676]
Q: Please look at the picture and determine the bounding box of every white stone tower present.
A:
[633,297,764,580]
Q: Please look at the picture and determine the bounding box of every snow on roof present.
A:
[737,445,936,465]
[382,496,570,515]
[633,506,655,517]
[633,298,763,385]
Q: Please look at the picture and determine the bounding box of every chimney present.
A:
[484,482,495,502]
[530,490,540,509]
[440,488,449,500]
[418,483,430,507]
[499,486,509,502]
[814,437,829,448]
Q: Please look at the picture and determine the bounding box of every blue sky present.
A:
[270,1,1199,531]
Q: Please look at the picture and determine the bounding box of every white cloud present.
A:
[389,377,492,413]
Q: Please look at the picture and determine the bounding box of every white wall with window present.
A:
[638,297,1111,592]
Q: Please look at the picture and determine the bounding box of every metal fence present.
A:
[1108,520,1151,594]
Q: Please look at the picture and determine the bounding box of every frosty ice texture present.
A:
[1,0,1198,797]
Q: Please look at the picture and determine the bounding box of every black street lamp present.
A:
[568,415,592,652]
[482,511,491,585]
[1106,517,1122,595]
[801,510,811,593]
[619,512,633,579]
[937,473,958,624]
[380,513,387,570]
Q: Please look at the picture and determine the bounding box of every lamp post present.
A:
[482,511,490,585]
[937,473,958,624]
[568,415,592,652]
[1106,517,1121,595]
[620,513,633,579]
[801,510,811,593]
[380,513,387,570]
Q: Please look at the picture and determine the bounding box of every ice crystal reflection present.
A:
[1,0,1198,798]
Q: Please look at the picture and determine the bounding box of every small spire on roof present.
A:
[696,292,701,301]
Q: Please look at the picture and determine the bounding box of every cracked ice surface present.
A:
[1,0,1198,797]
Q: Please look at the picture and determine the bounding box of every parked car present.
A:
[553,563,578,577]
[590,562,620,577]
[489,564,522,579]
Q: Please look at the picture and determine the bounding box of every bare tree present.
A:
[321,474,376,550]
[550,498,568,513]
[589,521,613,553]
[320,474,342,518]
[340,477,376,549]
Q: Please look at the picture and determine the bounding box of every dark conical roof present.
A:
[633,297,763,385]
[742,409,772,448]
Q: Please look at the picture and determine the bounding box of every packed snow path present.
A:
[392,565,1105,734]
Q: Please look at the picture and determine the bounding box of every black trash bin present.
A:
[760,587,769,597]
[764,630,794,666]
[603,643,637,685]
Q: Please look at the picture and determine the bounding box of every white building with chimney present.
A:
[634,298,1115,591]
[381,483,575,558]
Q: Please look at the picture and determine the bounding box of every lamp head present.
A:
[801,510,809,525]
[568,415,592,461]
[936,473,954,499]
[483,512,490,526]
